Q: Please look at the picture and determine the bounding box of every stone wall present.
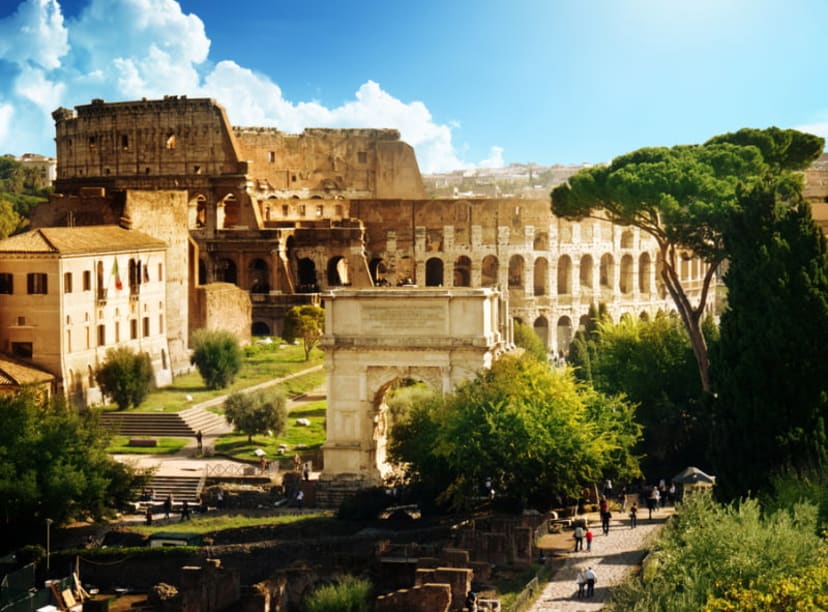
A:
[192,282,252,344]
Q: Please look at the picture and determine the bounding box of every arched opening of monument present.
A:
[557,255,572,295]
[374,378,438,479]
[556,315,573,354]
[327,256,351,286]
[249,258,270,293]
[453,256,471,287]
[534,257,548,296]
[220,194,239,229]
[639,252,652,294]
[533,315,549,348]
[600,254,614,289]
[425,257,444,287]
[217,258,237,285]
[252,321,271,336]
[580,254,594,289]
[297,258,317,292]
[369,258,388,285]
[481,255,498,287]
[620,254,633,294]
[189,194,207,229]
[508,255,524,290]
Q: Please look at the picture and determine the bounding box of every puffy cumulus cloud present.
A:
[0,0,489,172]
[0,0,68,70]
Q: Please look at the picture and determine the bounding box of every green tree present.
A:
[0,392,144,551]
[513,319,548,362]
[224,389,287,442]
[552,128,823,393]
[567,302,610,383]
[283,304,324,360]
[0,198,21,239]
[388,355,641,511]
[96,346,154,410]
[710,183,828,498]
[191,328,243,389]
[587,313,707,480]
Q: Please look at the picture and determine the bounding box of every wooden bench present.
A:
[129,438,158,447]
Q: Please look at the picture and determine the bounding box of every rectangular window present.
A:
[16,316,25,326]
[11,342,32,359]
[64,272,73,293]
[83,270,91,291]
[299,204,306,217]
[0,273,12,294]
[115,321,120,343]
[357,151,367,164]
[121,134,129,149]
[97,324,105,347]
[316,205,323,217]
[130,319,138,340]
[66,329,71,353]
[268,151,275,163]
[159,314,164,334]
[143,317,150,337]
[158,263,163,281]
[27,273,48,294]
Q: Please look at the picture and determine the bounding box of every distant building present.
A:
[0,226,171,406]
[17,153,56,188]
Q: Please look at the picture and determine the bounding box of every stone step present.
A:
[145,475,204,505]
[100,407,231,437]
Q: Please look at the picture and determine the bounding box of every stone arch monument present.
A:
[319,287,509,488]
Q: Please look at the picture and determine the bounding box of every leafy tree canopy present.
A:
[283,304,325,361]
[513,319,548,362]
[388,355,641,512]
[191,328,243,389]
[224,389,287,443]
[96,346,153,410]
[552,127,824,393]
[0,392,143,551]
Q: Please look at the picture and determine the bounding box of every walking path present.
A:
[528,507,674,611]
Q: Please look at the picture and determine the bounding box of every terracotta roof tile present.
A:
[0,226,166,255]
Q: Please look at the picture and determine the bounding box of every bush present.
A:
[96,347,153,410]
[223,389,287,442]
[191,329,243,389]
[304,575,372,612]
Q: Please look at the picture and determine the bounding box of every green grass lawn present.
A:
[214,399,326,463]
[100,342,324,413]
[106,436,189,454]
[128,511,332,536]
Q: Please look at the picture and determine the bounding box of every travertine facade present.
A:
[321,288,506,481]
[48,97,702,351]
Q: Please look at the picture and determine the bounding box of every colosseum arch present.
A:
[619,254,634,294]
[481,255,499,287]
[321,288,507,485]
[453,256,471,287]
[217,258,238,285]
[369,257,388,285]
[188,193,208,229]
[580,254,594,289]
[327,256,351,287]
[534,315,549,348]
[249,258,270,293]
[639,252,652,293]
[509,255,525,289]
[557,255,572,295]
[556,316,573,353]
[534,257,548,296]
[425,257,444,286]
[600,253,614,289]
[218,193,239,229]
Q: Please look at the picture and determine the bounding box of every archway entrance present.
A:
[321,288,508,485]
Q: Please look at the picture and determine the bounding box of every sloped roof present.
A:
[0,226,166,255]
[0,355,54,386]
[672,466,716,485]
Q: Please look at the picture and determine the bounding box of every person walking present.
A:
[573,524,585,552]
[601,509,612,535]
[629,502,638,528]
[575,568,586,599]
[180,500,191,521]
[163,494,173,519]
[195,430,203,454]
[584,566,597,597]
[585,527,593,551]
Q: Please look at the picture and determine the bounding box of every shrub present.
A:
[96,346,153,410]
[304,575,371,612]
[191,329,242,389]
[223,390,287,442]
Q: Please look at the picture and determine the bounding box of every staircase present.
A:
[100,406,231,437]
[147,475,204,506]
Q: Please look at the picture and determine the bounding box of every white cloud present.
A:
[0,0,489,172]
[0,0,68,70]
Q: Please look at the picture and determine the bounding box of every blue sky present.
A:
[0,0,826,172]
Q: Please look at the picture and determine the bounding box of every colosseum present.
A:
[40,95,713,358]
